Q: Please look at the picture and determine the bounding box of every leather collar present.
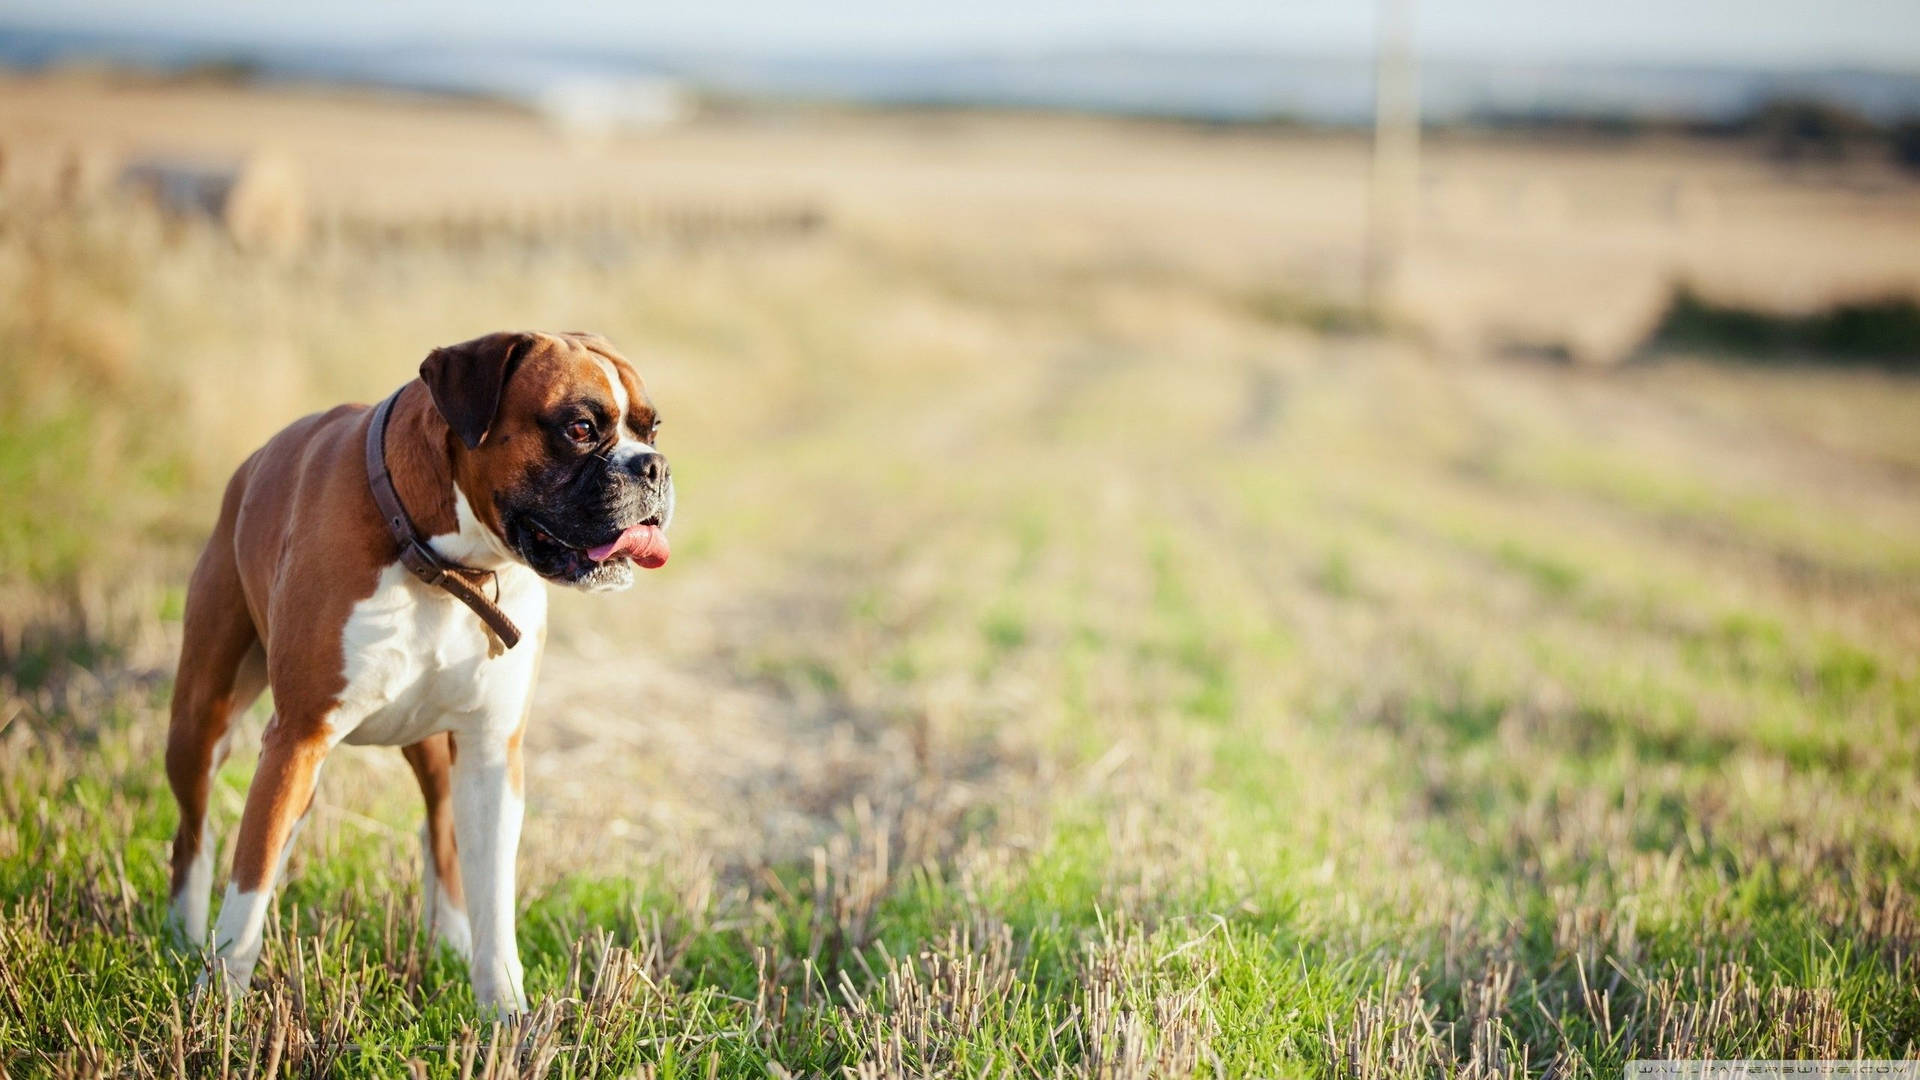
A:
[364,386,522,655]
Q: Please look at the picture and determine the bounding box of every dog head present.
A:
[421,330,674,592]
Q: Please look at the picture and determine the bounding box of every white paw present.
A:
[431,911,473,962]
[473,983,530,1019]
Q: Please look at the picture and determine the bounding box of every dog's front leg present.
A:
[450,734,528,1015]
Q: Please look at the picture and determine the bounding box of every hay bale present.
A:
[1395,253,1673,366]
[119,150,307,255]
[222,152,306,256]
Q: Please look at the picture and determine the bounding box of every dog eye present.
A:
[564,419,595,443]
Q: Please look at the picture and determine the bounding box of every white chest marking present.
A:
[330,545,545,748]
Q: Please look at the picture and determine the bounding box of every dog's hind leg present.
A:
[402,733,471,960]
[166,504,266,948]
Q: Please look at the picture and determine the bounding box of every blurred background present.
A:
[2,0,1918,1072]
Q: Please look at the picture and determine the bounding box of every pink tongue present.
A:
[586,524,669,568]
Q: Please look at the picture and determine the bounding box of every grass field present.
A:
[2,76,1918,1077]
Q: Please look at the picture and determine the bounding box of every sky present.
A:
[4,0,1919,71]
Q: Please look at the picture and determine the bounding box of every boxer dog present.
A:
[164,330,672,1014]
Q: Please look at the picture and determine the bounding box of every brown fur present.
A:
[165,331,652,909]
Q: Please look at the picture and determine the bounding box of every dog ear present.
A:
[419,332,535,450]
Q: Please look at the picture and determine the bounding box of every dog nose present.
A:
[630,451,669,486]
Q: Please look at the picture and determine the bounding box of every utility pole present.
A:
[1365,0,1420,315]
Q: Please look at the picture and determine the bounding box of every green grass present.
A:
[6,484,1914,1077]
